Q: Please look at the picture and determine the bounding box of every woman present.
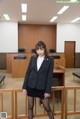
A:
[22,41,54,119]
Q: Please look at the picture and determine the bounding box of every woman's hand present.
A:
[44,93,50,98]
[23,89,27,95]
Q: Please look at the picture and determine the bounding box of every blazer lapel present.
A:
[33,55,49,72]
[38,56,49,72]
[33,55,38,72]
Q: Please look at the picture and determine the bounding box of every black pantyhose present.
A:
[28,96,54,119]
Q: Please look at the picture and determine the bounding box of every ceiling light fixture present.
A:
[3,14,10,20]
[50,16,58,22]
[21,3,27,13]
[57,6,69,14]
[56,0,80,3]
[22,15,27,21]
[70,0,78,2]
[71,17,80,23]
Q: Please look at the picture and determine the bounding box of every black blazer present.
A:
[22,55,54,94]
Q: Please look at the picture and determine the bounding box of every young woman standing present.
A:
[22,41,54,119]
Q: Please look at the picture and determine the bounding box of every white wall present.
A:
[57,23,80,53]
[0,22,18,52]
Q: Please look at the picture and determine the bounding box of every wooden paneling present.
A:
[18,24,56,53]
[6,54,14,73]
[0,53,6,69]
[12,59,27,78]
[6,53,27,73]
[75,53,80,68]
[6,53,65,78]
[54,66,65,86]
[49,53,65,68]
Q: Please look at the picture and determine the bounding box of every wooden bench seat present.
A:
[0,75,5,87]
[72,72,80,81]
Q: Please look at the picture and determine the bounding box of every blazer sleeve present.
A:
[45,57,54,94]
[22,56,33,89]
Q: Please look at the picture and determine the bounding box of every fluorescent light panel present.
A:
[22,15,27,21]
[50,16,58,22]
[56,0,80,3]
[3,14,10,20]
[71,17,80,23]
[57,6,69,14]
[70,0,78,2]
[21,3,27,13]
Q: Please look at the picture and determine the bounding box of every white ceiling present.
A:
[0,0,80,24]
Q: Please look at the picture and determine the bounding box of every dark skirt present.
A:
[27,87,45,99]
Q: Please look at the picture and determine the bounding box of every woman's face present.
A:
[36,48,45,56]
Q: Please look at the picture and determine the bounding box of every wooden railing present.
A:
[0,86,80,119]
[65,86,80,119]
[0,89,14,119]
[14,86,64,119]
[52,86,65,119]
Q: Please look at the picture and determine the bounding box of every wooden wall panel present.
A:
[12,59,27,78]
[6,53,27,73]
[0,53,6,69]
[75,53,80,68]
[6,53,65,78]
[6,53,65,75]
[18,24,56,53]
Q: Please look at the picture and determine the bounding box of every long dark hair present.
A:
[35,41,48,56]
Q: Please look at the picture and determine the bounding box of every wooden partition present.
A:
[65,86,80,119]
[75,53,80,68]
[0,53,6,69]
[49,53,66,68]
[0,87,64,119]
[1,86,80,119]
[12,59,27,78]
[0,89,14,119]
[14,86,64,119]
[6,53,65,78]
[6,53,32,78]
[6,53,22,73]
[54,65,65,86]
[18,24,56,53]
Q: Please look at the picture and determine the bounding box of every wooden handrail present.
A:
[0,86,80,119]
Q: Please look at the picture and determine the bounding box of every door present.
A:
[65,41,75,68]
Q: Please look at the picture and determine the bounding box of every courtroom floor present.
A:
[0,68,80,119]
[0,68,80,89]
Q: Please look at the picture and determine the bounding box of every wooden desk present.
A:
[49,53,65,67]
[52,66,65,102]
[12,58,27,78]
[6,53,31,73]
[54,69,64,73]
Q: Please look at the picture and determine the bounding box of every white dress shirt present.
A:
[37,55,44,71]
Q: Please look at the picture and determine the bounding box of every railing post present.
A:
[11,90,15,119]
[61,87,65,119]
[14,90,17,119]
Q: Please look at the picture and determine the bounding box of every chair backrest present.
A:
[49,49,56,53]
[31,49,36,54]
[18,48,25,53]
